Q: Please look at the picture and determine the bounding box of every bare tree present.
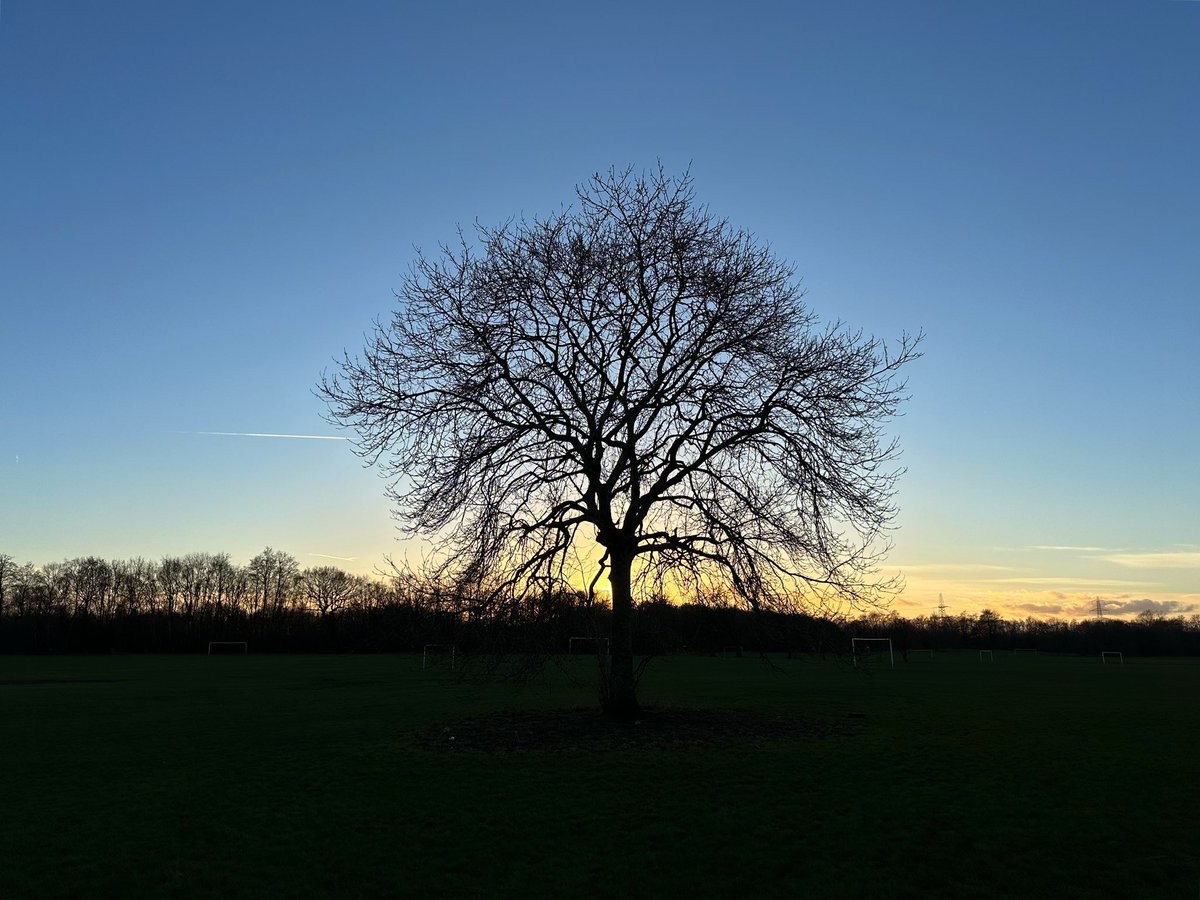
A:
[158,556,185,620]
[248,548,298,618]
[9,561,35,618]
[111,557,156,617]
[205,553,240,617]
[300,566,356,618]
[71,557,114,621]
[321,166,919,717]
[0,553,14,621]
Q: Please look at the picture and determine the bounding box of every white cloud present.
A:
[984,577,1160,587]
[1094,551,1200,569]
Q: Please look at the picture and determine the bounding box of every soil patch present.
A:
[420,706,856,753]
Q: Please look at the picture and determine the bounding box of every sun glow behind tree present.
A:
[322,167,919,715]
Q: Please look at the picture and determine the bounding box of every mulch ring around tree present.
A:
[419,706,860,753]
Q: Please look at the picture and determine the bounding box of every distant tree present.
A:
[322,167,918,716]
[72,557,115,621]
[15,562,54,618]
[111,557,156,617]
[10,561,35,618]
[158,556,186,619]
[0,553,14,620]
[248,548,298,619]
[976,608,1002,646]
[354,576,393,613]
[180,553,210,624]
[203,553,238,617]
[1136,609,1166,626]
[300,566,356,618]
[221,559,255,618]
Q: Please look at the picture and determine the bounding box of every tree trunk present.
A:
[603,549,639,719]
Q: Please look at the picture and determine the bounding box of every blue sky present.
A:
[2,1,1197,618]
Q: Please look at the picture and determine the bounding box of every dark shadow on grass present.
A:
[420,706,860,753]
[0,678,127,686]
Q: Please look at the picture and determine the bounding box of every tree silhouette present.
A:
[248,548,298,619]
[0,553,14,622]
[301,566,356,617]
[321,166,919,717]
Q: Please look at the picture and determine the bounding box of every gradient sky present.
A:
[2,1,1197,620]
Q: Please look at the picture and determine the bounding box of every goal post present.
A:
[851,637,893,668]
[422,643,456,670]
[979,649,994,662]
[568,636,610,655]
[1101,651,1124,665]
[207,641,247,655]
[908,649,934,660]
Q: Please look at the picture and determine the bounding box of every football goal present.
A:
[1101,651,1124,665]
[979,649,994,662]
[422,643,456,670]
[851,637,893,668]
[908,649,934,660]
[568,636,610,655]
[207,641,247,655]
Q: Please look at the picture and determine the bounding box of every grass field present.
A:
[2,651,1198,899]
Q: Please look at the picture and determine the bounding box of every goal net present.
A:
[422,643,456,670]
[851,637,894,668]
[1101,651,1123,665]
[568,636,610,656]
[207,641,247,655]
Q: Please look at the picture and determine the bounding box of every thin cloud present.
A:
[984,577,1160,587]
[1094,551,1200,569]
[178,430,348,441]
[992,546,1122,553]
[892,563,1014,574]
[308,553,358,562]
[1027,545,1124,553]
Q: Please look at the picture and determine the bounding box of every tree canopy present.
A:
[321,166,919,715]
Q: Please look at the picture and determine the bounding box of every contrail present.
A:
[178,431,348,441]
[1028,545,1122,553]
[308,553,359,562]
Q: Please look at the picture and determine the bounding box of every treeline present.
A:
[0,549,609,654]
[1,551,1197,657]
[784,608,1200,659]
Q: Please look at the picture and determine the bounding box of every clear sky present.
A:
[2,1,1196,620]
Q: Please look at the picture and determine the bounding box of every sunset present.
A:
[2,2,1197,898]
[3,3,1196,624]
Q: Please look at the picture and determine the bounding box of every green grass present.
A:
[2,652,1198,899]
